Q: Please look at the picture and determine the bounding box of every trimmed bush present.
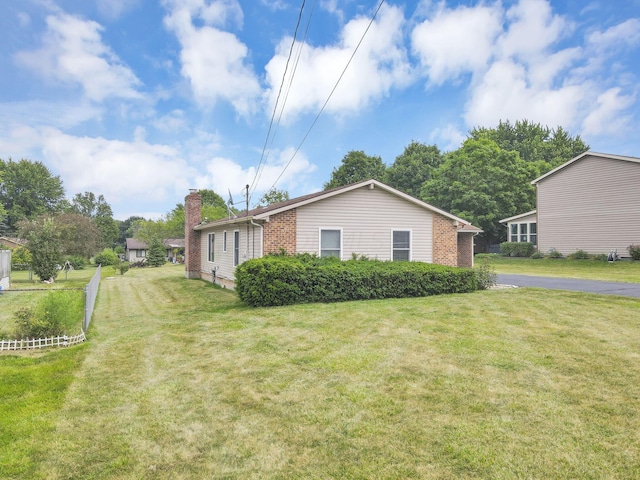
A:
[94,248,118,266]
[547,249,564,259]
[629,245,640,261]
[235,255,478,307]
[500,242,535,257]
[530,251,545,259]
[567,249,590,260]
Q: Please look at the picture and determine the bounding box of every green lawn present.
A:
[2,264,640,478]
[482,255,640,283]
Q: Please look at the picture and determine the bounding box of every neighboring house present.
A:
[0,236,27,249]
[184,179,482,288]
[500,210,537,245]
[125,238,185,263]
[501,151,640,257]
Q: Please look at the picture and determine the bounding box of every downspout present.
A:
[250,219,263,259]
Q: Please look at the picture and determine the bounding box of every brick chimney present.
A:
[184,189,202,279]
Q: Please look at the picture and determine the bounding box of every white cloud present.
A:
[411,2,502,85]
[37,128,192,203]
[582,87,636,136]
[96,0,141,20]
[163,0,259,115]
[199,147,316,202]
[587,18,640,52]
[15,13,141,102]
[464,59,587,129]
[430,124,466,152]
[264,4,411,122]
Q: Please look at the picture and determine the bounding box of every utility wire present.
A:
[251,0,318,201]
[269,0,386,191]
[249,0,307,200]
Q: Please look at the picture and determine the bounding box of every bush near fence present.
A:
[235,254,478,307]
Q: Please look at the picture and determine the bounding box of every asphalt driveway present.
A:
[497,274,640,298]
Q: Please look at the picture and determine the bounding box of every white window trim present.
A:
[233,230,240,266]
[208,233,215,262]
[319,227,343,260]
[508,221,537,244]
[223,230,227,253]
[391,229,412,261]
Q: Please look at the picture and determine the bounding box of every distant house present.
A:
[500,210,537,246]
[184,179,482,288]
[501,151,640,257]
[0,237,27,249]
[125,238,185,263]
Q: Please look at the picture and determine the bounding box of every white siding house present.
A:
[500,210,537,245]
[503,152,640,257]
[185,179,481,288]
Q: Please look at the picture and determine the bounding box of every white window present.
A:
[509,222,537,245]
[392,230,411,261]
[223,231,227,252]
[138,249,146,258]
[320,229,342,259]
[208,233,215,262]
[233,230,240,266]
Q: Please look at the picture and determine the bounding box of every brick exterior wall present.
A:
[184,191,202,278]
[457,233,474,268]
[432,213,458,267]
[263,209,297,255]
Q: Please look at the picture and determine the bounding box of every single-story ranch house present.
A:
[501,151,640,257]
[125,238,185,263]
[184,179,482,288]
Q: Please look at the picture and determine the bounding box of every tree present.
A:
[147,237,166,267]
[0,158,65,232]
[55,212,101,258]
[386,142,444,198]
[67,192,119,247]
[17,216,62,281]
[256,188,289,207]
[421,138,538,246]
[469,120,589,174]
[324,151,387,190]
[116,216,146,246]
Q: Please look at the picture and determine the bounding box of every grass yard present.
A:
[481,255,640,283]
[2,264,640,478]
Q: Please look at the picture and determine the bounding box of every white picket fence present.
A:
[0,331,86,351]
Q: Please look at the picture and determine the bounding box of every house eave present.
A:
[499,210,537,224]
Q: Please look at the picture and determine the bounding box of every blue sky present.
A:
[1,0,638,220]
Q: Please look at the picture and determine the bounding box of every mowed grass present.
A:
[2,264,640,479]
[485,255,640,283]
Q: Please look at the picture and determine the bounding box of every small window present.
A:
[320,229,341,259]
[139,249,146,258]
[208,233,215,262]
[392,230,411,261]
[233,230,240,266]
[223,231,227,252]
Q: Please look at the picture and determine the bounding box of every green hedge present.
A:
[235,254,479,307]
[500,242,535,257]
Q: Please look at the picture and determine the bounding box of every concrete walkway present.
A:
[497,274,640,298]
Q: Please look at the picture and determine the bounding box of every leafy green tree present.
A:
[324,151,387,190]
[147,237,166,267]
[421,138,537,245]
[256,188,289,207]
[162,189,230,239]
[116,216,146,246]
[55,212,101,258]
[469,120,589,174]
[17,216,62,281]
[386,142,444,198]
[0,158,65,232]
[67,192,119,247]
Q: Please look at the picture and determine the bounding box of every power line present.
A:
[269,0,386,191]
[251,0,318,201]
[249,0,307,199]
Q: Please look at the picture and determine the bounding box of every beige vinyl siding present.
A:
[296,185,433,262]
[537,155,640,256]
[200,223,263,281]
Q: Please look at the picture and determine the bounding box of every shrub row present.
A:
[500,242,535,257]
[235,254,479,307]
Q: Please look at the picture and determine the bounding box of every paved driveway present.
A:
[497,274,640,298]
